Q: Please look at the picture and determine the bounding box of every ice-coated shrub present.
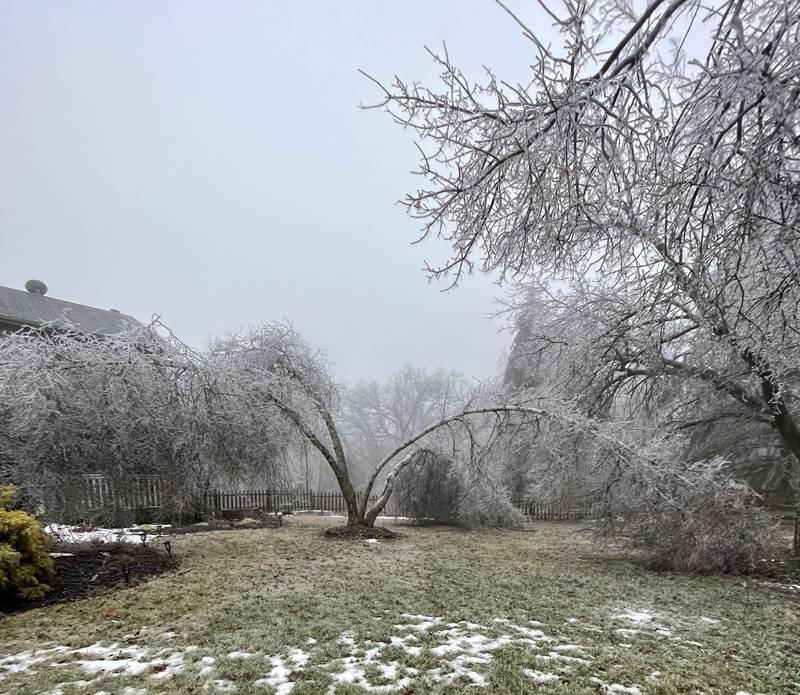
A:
[601,458,781,574]
[455,475,524,529]
[0,485,54,601]
[393,450,462,523]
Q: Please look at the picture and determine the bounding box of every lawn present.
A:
[1,516,798,695]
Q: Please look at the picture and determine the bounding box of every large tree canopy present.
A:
[372,0,800,472]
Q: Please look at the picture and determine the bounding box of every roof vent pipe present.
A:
[25,279,48,296]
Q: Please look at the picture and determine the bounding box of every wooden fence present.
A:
[511,499,596,520]
[204,489,404,517]
[78,474,175,512]
[69,475,595,521]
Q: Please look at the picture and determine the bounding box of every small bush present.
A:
[0,485,54,601]
[393,450,462,523]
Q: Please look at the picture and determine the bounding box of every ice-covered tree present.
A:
[212,323,552,527]
[369,0,800,484]
[0,321,286,521]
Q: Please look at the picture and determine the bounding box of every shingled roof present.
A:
[0,284,143,336]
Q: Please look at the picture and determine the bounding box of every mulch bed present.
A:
[0,542,176,614]
[325,525,397,540]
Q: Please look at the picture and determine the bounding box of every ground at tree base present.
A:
[0,517,797,694]
[324,525,398,540]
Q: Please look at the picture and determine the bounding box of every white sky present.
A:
[0,1,557,382]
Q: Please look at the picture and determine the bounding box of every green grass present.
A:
[1,517,798,694]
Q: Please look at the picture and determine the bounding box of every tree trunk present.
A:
[362,451,418,526]
[329,465,362,525]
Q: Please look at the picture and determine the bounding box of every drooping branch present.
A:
[359,405,546,517]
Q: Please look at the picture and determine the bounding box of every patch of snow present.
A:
[400,613,440,622]
[44,523,146,544]
[395,620,441,632]
[699,616,721,625]
[590,676,642,694]
[0,648,59,678]
[524,669,561,683]
[198,656,216,677]
[613,610,653,624]
[614,628,640,638]
[537,651,591,666]
[75,659,149,676]
[150,650,185,680]
[337,632,357,651]
[226,651,254,660]
[364,538,379,544]
[509,624,552,642]
[254,651,308,695]
[286,648,310,669]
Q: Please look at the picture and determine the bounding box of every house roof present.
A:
[0,284,143,336]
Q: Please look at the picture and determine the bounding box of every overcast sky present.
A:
[0,1,554,382]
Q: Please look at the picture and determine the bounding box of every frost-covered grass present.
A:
[1,517,798,694]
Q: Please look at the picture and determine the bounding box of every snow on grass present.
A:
[524,669,561,683]
[612,607,678,641]
[536,650,592,666]
[590,676,642,694]
[613,609,654,624]
[226,650,254,659]
[0,646,71,678]
[0,610,719,693]
[199,656,216,677]
[615,628,640,638]
[553,644,588,652]
[253,649,310,694]
[3,615,566,691]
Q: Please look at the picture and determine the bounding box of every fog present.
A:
[0,2,557,381]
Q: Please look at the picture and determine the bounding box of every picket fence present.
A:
[72,475,595,521]
[79,474,175,512]
[510,499,596,521]
[205,489,404,517]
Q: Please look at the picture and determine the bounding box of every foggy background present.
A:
[0,1,550,381]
